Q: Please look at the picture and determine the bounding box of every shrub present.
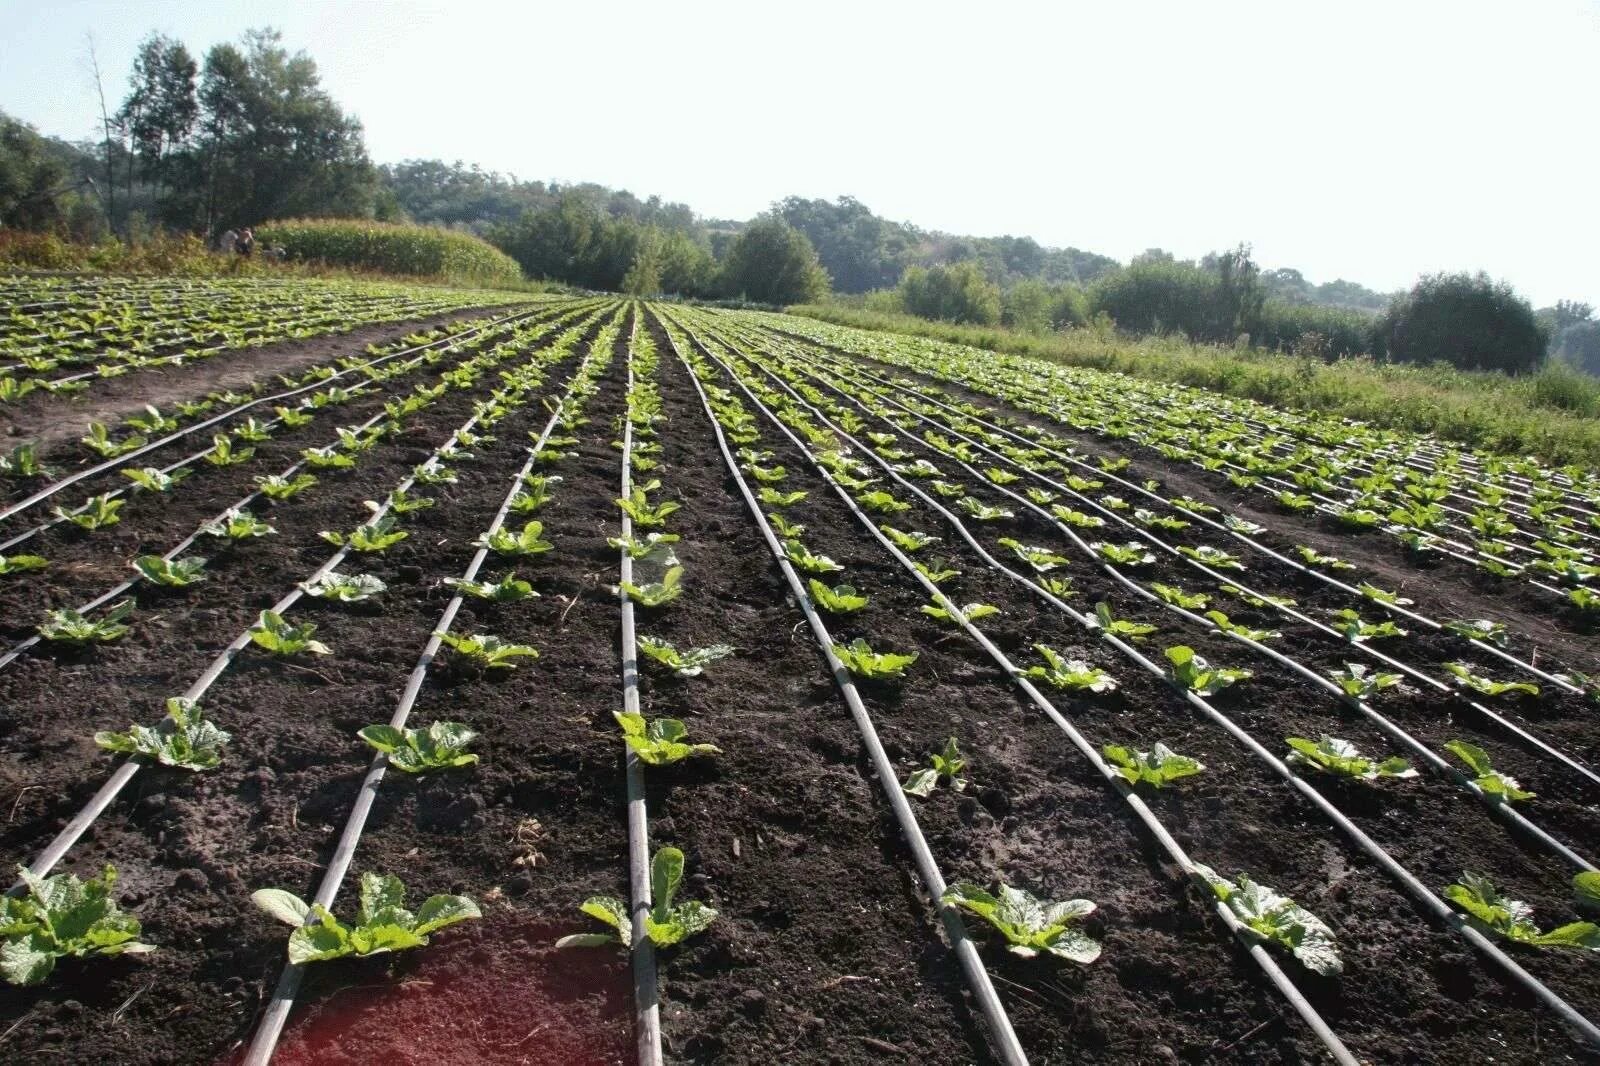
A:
[898,262,1001,325]
[721,217,829,304]
[1375,272,1547,374]
[257,218,523,287]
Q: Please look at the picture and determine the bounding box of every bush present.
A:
[898,262,1001,325]
[1375,272,1547,373]
[1088,259,1227,340]
[721,218,829,305]
[256,218,523,287]
[1257,301,1374,359]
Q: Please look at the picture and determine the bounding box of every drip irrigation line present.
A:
[677,310,1600,1050]
[664,311,1361,1064]
[240,308,611,1066]
[656,311,1030,1066]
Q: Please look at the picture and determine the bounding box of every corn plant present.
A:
[902,737,968,797]
[941,882,1100,963]
[1102,743,1204,788]
[437,630,538,670]
[614,712,721,765]
[38,601,133,644]
[0,865,153,986]
[558,846,717,949]
[252,872,479,964]
[637,636,734,677]
[359,721,479,772]
[833,637,917,681]
[132,555,208,587]
[250,611,330,656]
[94,697,229,771]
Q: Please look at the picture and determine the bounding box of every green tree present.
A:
[0,111,70,230]
[117,33,198,212]
[898,262,1001,325]
[1002,278,1053,334]
[719,217,829,304]
[622,227,663,295]
[1376,272,1548,373]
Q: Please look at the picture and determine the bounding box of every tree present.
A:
[898,262,1002,325]
[1206,243,1266,340]
[719,218,829,304]
[1375,272,1548,374]
[0,111,70,230]
[117,34,197,208]
[621,227,663,295]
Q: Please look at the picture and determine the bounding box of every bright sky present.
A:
[2,0,1597,306]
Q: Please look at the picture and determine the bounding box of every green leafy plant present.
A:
[1442,663,1539,698]
[437,630,538,670]
[1285,736,1417,781]
[1178,545,1245,570]
[902,737,969,797]
[914,558,961,584]
[359,721,479,772]
[557,846,717,949]
[616,481,680,528]
[80,422,146,458]
[0,864,153,986]
[1443,618,1509,647]
[301,445,355,470]
[1192,864,1341,975]
[920,600,999,625]
[997,537,1070,573]
[1330,609,1407,643]
[1051,505,1105,529]
[1024,644,1117,693]
[1165,646,1251,695]
[254,472,319,501]
[123,405,177,434]
[833,637,917,681]
[38,601,132,644]
[940,882,1100,963]
[132,555,207,588]
[1151,583,1208,610]
[1135,508,1190,532]
[321,516,408,553]
[608,532,680,560]
[859,489,911,515]
[0,443,48,478]
[121,466,190,493]
[957,496,1012,521]
[1327,663,1403,699]
[252,872,480,964]
[300,571,387,602]
[881,525,939,553]
[1093,541,1156,567]
[446,572,537,602]
[383,488,434,515]
[758,487,807,508]
[249,610,331,656]
[1445,740,1534,802]
[511,474,561,513]
[636,636,734,677]
[1089,602,1157,642]
[614,712,721,765]
[784,539,843,574]
[475,520,554,557]
[1295,545,1355,571]
[808,579,868,613]
[1576,871,1600,912]
[54,494,124,531]
[1444,872,1599,950]
[1204,610,1279,643]
[1102,743,1204,788]
[1221,585,1295,610]
[204,434,254,467]
[0,553,48,576]
[619,565,684,607]
[94,697,229,771]
[201,509,276,540]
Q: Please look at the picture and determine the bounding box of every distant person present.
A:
[219,228,238,254]
[236,227,255,257]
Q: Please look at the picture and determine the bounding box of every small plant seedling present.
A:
[447,572,538,603]
[1165,646,1251,695]
[902,737,968,797]
[1192,864,1342,975]
[1442,663,1540,699]
[0,553,48,576]
[320,516,408,553]
[476,520,554,557]
[300,571,387,602]
[94,697,229,771]
[1445,872,1600,950]
[1327,663,1402,700]
[619,565,684,607]
[636,636,734,677]
[614,712,721,765]
[38,601,133,644]
[882,525,939,553]
[0,864,153,986]
[1285,736,1417,781]
[558,846,717,949]
[252,872,480,964]
[1101,743,1204,788]
[437,630,538,670]
[122,466,190,493]
[920,600,999,625]
[616,482,680,528]
[254,473,319,501]
[941,882,1100,963]
[808,580,869,614]
[1093,542,1156,567]
[833,637,917,681]
[758,487,807,508]
[1151,583,1208,610]
[1576,871,1600,912]
[54,494,124,531]
[1025,644,1117,693]
[359,721,479,772]
[1445,740,1534,802]
[250,610,331,656]
[201,509,276,540]
[1089,602,1157,642]
[132,555,208,588]
[997,538,1070,573]
[607,532,680,560]
[784,539,843,574]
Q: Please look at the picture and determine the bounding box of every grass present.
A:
[788,303,1600,469]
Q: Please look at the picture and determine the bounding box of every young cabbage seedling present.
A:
[902,737,968,797]
[1101,743,1204,788]
[1204,610,1279,643]
[758,487,807,508]
[38,601,133,644]
[358,721,479,772]
[920,600,999,625]
[997,538,1070,573]
[80,422,146,458]
[616,482,680,528]
[94,696,229,771]
[1327,663,1402,700]
[619,565,684,607]
[254,472,319,501]
[957,496,1011,521]
[1576,871,1600,913]
[0,553,48,576]
[808,580,868,614]
[436,630,538,670]
[1442,663,1540,699]
[1052,505,1106,529]
[122,466,190,493]
[1089,602,1157,642]
[300,571,386,602]
[1093,541,1156,567]
[1445,740,1534,802]
[1220,585,1295,610]
[833,637,918,681]
[320,516,408,553]
[881,525,939,553]
[132,555,208,588]
[54,494,124,531]
[607,531,680,561]
[1192,864,1342,975]
[250,610,331,656]
[941,882,1100,963]
[475,520,554,557]
[252,872,480,964]
[636,636,734,677]
[1295,545,1355,571]
[557,846,717,949]
[447,572,537,603]
[1329,608,1407,643]
[1285,736,1417,781]
[1151,583,1208,610]
[784,539,843,574]
[1445,872,1600,950]
[201,509,276,540]
[0,864,153,986]
[1024,645,1117,693]
[614,712,720,765]
[0,443,49,479]
[1443,618,1509,647]
[1165,646,1251,696]
[301,445,355,470]
[204,434,254,466]
[914,558,961,585]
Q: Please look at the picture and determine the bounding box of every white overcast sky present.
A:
[2,0,1596,305]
